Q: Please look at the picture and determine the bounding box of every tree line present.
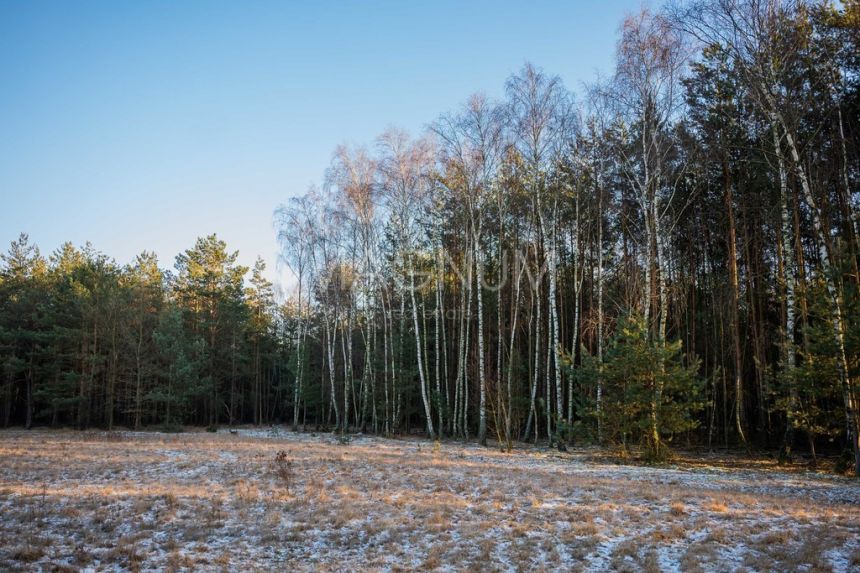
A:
[2,0,858,473]
[0,234,284,431]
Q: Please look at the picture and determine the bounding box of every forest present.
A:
[2,0,859,476]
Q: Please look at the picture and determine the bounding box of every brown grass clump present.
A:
[703,498,729,513]
[669,501,686,516]
[651,523,687,542]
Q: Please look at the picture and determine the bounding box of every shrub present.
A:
[571,313,704,460]
[273,450,294,491]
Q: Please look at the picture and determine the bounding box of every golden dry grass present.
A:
[0,428,857,571]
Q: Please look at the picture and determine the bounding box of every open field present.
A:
[0,429,858,572]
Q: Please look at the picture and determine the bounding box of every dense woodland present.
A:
[2,0,859,473]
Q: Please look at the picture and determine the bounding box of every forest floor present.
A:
[0,428,858,572]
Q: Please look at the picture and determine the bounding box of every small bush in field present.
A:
[273,450,294,491]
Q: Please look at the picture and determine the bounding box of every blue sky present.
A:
[0,0,639,292]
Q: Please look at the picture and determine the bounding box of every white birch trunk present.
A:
[475,240,488,445]
[410,259,435,439]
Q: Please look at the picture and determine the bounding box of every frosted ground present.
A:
[0,428,858,572]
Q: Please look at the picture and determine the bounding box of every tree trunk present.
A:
[774,127,797,460]
[475,240,488,445]
[410,257,435,439]
[722,157,746,444]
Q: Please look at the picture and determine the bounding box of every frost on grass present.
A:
[0,429,858,572]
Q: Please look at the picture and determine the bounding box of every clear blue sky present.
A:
[0,0,639,292]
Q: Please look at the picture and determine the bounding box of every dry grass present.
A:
[0,428,858,571]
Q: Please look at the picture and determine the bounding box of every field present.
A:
[0,429,858,572]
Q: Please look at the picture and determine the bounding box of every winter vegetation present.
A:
[0,428,858,571]
[2,0,860,569]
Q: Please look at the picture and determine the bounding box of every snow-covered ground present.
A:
[0,428,857,572]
